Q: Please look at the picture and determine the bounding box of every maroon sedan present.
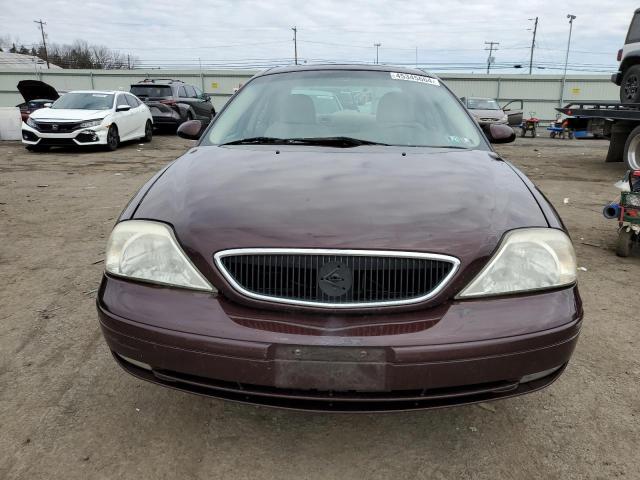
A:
[98,65,581,411]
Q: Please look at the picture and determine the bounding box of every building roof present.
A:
[0,51,62,70]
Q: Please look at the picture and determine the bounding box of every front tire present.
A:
[142,120,153,142]
[616,228,634,257]
[623,125,640,170]
[106,125,119,151]
[620,65,640,104]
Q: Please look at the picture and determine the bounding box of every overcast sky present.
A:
[0,0,637,72]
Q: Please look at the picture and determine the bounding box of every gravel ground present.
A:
[0,134,638,480]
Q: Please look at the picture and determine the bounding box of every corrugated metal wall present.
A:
[0,69,620,120]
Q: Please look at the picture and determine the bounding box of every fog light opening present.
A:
[520,365,563,384]
[117,353,152,371]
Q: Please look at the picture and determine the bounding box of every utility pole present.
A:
[560,14,577,106]
[374,43,381,64]
[528,17,538,75]
[484,41,499,74]
[292,26,298,65]
[34,19,49,69]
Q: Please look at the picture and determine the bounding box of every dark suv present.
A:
[130,79,215,129]
[613,9,640,103]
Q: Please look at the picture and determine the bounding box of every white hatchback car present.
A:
[22,90,153,151]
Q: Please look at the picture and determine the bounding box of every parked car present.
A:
[130,79,215,129]
[98,65,581,412]
[21,90,153,151]
[613,8,640,103]
[462,97,523,127]
[16,80,60,121]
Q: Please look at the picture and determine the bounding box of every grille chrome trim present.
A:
[214,248,460,309]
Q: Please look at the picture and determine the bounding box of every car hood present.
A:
[17,80,59,102]
[469,109,505,120]
[134,145,547,293]
[29,108,110,121]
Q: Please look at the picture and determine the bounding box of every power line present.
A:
[33,19,49,69]
[484,41,499,74]
[528,17,538,75]
[291,26,298,65]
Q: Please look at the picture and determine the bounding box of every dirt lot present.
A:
[0,134,638,480]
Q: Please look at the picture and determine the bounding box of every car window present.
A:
[125,94,139,107]
[204,70,485,149]
[627,13,640,44]
[177,86,187,98]
[185,85,197,98]
[130,85,172,98]
[116,94,129,107]
[50,92,114,110]
[194,86,204,98]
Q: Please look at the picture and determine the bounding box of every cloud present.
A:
[0,0,635,72]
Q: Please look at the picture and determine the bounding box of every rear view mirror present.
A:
[177,119,203,140]
[483,124,516,144]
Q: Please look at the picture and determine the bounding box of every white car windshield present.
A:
[467,98,500,110]
[203,70,484,149]
[51,93,114,110]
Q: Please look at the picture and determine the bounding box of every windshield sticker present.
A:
[390,72,440,86]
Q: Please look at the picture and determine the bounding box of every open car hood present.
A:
[17,80,59,103]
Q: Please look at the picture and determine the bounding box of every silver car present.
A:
[461,97,523,127]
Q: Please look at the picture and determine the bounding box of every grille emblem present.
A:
[51,124,59,130]
[318,261,352,297]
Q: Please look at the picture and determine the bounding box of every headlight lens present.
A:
[457,228,577,298]
[500,114,508,123]
[80,119,103,128]
[105,220,215,292]
[26,117,37,128]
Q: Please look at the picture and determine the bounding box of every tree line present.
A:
[1,39,138,69]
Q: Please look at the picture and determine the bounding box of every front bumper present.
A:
[612,72,622,86]
[21,122,108,146]
[97,276,582,412]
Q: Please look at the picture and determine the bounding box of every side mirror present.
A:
[483,124,516,144]
[44,102,52,108]
[116,104,131,112]
[203,94,211,101]
[177,119,203,140]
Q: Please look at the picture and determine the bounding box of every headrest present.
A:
[377,92,414,123]
[279,94,316,124]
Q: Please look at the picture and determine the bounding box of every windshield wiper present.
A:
[220,136,389,147]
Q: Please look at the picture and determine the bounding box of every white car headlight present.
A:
[80,119,104,128]
[457,228,577,298]
[105,220,215,292]
[499,114,508,123]
[26,117,37,128]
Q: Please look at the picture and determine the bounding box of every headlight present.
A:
[457,228,577,298]
[26,117,37,128]
[105,220,215,292]
[499,114,508,123]
[80,119,103,128]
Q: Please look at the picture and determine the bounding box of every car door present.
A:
[184,85,204,120]
[125,94,145,136]
[501,100,524,126]
[193,86,214,121]
[114,93,135,138]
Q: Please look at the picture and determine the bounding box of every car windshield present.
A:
[467,98,500,110]
[203,70,484,149]
[130,85,173,98]
[51,92,114,110]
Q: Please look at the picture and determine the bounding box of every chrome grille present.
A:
[214,249,459,308]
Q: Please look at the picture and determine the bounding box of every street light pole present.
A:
[374,43,381,64]
[560,14,576,106]
[292,26,298,65]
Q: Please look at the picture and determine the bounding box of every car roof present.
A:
[255,64,439,78]
[67,90,127,94]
